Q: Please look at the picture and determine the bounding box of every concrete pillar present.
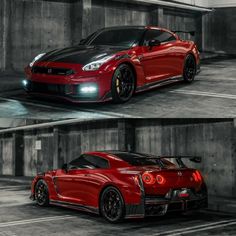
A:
[149,7,159,26]
[0,0,11,72]
[0,136,2,175]
[82,0,92,38]
[195,13,203,51]
[13,132,24,176]
[232,119,236,197]
[53,127,59,169]
[118,119,135,151]
[70,0,83,45]
[157,7,164,27]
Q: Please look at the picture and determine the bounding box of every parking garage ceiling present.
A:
[114,0,212,11]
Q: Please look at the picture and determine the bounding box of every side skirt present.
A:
[136,75,183,93]
[50,199,99,215]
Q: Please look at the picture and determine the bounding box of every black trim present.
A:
[25,81,99,101]
[136,76,183,93]
[32,66,74,76]
[50,199,99,214]
[125,174,145,218]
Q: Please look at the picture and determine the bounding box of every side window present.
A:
[69,155,109,169]
[143,30,176,46]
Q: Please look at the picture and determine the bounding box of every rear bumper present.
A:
[125,188,208,219]
[144,195,208,216]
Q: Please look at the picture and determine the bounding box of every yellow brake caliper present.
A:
[116,78,120,94]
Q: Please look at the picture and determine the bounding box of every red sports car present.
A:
[30,151,208,222]
[24,26,200,103]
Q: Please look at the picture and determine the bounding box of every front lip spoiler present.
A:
[24,90,112,104]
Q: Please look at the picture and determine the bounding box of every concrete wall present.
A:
[0,0,73,73]
[0,136,14,175]
[208,0,236,8]
[0,0,203,73]
[0,0,235,73]
[135,120,235,197]
[0,118,235,199]
[202,7,236,54]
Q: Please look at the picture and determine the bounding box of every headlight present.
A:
[29,53,46,67]
[82,55,114,71]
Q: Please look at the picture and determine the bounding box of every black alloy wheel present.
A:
[111,64,135,103]
[183,54,196,83]
[35,179,49,207]
[100,186,125,223]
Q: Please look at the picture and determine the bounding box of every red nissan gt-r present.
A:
[30,151,207,223]
[24,26,200,103]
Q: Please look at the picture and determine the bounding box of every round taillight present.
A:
[192,172,198,182]
[195,170,202,181]
[142,172,155,184]
[192,171,202,182]
[156,175,166,184]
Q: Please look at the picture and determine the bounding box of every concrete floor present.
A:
[0,180,236,236]
[0,58,236,119]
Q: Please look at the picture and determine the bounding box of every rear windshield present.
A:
[113,152,176,167]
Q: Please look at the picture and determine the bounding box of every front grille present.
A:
[26,81,99,101]
[32,66,74,76]
[27,81,70,95]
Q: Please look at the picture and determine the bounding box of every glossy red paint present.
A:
[31,151,208,219]
[24,26,200,103]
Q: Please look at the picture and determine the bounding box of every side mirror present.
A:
[62,163,68,172]
[148,39,161,48]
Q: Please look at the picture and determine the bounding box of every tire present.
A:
[183,54,196,83]
[111,64,135,103]
[35,179,49,207]
[100,186,125,223]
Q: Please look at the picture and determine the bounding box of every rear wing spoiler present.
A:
[172,30,195,37]
[156,156,202,168]
[173,156,201,168]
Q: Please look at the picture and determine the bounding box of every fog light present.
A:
[80,86,97,93]
[22,80,28,86]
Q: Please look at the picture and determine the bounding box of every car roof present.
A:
[98,25,173,33]
[97,26,177,39]
[85,150,151,158]
[101,26,146,30]
[83,151,159,167]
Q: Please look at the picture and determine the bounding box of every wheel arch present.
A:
[183,52,197,73]
[98,184,126,215]
[32,176,50,198]
[115,60,138,89]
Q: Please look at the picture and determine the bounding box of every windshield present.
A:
[88,28,145,47]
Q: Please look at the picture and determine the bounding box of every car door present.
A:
[54,154,109,206]
[140,29,178,83]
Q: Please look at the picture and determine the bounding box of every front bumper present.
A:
[23,80,112,103]
[24,63,114,103]
[23,80,113,103]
